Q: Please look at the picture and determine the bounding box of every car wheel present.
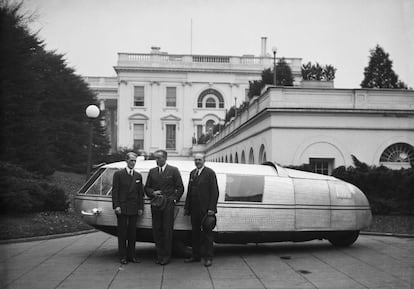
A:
[328,231,360,247]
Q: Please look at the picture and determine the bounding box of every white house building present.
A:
[204,86,414,174]
[85,40,414,173]
[86,38,302,157]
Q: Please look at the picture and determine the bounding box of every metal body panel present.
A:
[75,160,372,244]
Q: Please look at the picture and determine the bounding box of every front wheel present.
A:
[328,231,360,247]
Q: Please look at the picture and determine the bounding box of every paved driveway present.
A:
[1,232,413,289]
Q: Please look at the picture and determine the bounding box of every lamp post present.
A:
[272,46,277,86]
[85,104,100,178]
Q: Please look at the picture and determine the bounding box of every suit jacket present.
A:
[112,168,144,215]
[184,166,219,215]
[144,164,184,202]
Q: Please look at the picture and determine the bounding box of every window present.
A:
[166,124,176,149]
[249,148,255,164]
[205,97,217,108]
[310,158,334,175]
[197,89,224,108]
[235,152,239,163]
[225,174,264,202]
[134,86,145,106]
[259,145,267,163]
[133,124,144,150]
[197,125,203,140]
[241,151,246,164]
[380,143,414,163]
[166,87,176,107]
[205,120,215,135]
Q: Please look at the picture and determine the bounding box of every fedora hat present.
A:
[201,214,216,231]
[151,194,167,211]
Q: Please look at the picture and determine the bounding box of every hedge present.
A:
[0,162,69,214]
[287,157,413,215]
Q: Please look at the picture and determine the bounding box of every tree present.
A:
[276,58,294,86]
[247,60,294,98]
[360,45,408,89]
[0,2,110,175]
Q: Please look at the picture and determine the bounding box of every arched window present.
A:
[249,148,255,164]
[221,156,224,162]
[241,150,246,164]
[230,154,233,163]
[205,98,217,108]
[380,143,414,163]
[259,144,267,164]
[205,119,215,134]
[197,89,224,108]
[225,155,228,163]
[235,152,239,163]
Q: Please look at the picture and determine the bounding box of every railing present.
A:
[117,52,302,68]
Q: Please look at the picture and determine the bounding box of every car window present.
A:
[224,174,264,202]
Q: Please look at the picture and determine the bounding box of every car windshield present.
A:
[78,168,116,196]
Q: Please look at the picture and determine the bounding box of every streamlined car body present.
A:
[75,160,372,247]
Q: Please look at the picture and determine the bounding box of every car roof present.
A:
[103,160,278,176]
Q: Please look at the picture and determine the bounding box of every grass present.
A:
[0,170,413,240]
[0,171,92,240]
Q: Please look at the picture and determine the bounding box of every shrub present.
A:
[0,162,69,214]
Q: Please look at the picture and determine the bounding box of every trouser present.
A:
[117,214,138,260]
[190,201,214,260]
[151,200,175,261]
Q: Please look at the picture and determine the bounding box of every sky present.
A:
[21,0,414,89]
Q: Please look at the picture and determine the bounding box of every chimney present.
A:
[260,37,267,57]
[150,46,161,54]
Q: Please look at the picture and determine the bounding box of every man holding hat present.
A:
[184,153,219,267]
[145,150,184,265]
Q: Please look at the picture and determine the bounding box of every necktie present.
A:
[130,170,133,176]
[159,167,162,174]
[196,169,200,176]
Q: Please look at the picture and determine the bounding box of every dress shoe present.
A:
[184,257,201,263]
[128,257,141,263]
[204,259,212,267]
[120,258,128,265]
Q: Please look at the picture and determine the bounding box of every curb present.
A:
[361,231,414,238]
[0,229,97,245]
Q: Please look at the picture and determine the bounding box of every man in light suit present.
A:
[112,152,144,264]
[145,150,184,265]
[184,153,219,267]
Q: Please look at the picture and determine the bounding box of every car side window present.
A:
[225,174,264,202]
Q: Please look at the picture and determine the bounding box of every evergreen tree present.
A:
[0,2,110,175]
[360,45,408,89]
[276,58,294,86]
[247,61,294,99]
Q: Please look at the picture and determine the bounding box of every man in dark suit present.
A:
[112,152,144,264]
[184,153,219,267]
[145,150,184,265]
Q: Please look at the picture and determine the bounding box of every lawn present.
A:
[0,171,92,240]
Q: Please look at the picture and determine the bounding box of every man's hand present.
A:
[138,209,143,216]
[153,190,162,197]
[207,210,215,216]
[115,207,121,215]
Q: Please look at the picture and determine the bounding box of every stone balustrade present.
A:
[117,52,302,73]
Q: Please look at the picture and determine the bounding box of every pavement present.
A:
[0,232,413,289]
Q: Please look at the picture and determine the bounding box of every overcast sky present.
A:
[21,0,414,89]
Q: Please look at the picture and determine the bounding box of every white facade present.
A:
[86,44,302,157]
[205,86,414,173]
